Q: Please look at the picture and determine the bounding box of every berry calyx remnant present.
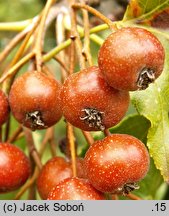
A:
[98,27,165,91]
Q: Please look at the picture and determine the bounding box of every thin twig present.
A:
[127,193,142,200]
[4,116,10,142]
[14,167,39,200]
[80,0,93,66]
[70,0,86,69]
[69,0,76,75]
[56,11,69,80]
[0,19,32,31]
[69,39,76,75]
[0,52,35,84]
[43,22,109,62]
[27,157,36,200]
[9,17,41,69]
[59,2,77,177]
[2,16,42,94]
[67,122,77,177]
[90,34,104,45]
[104,129,111,136]
[82,131,94,145]
[53,56,70,75]
[23,127,42,170]
[0,23,109,84]
[0,29,27,64]
[7,125,23,143]
[111,194,119,200]
[14,127,54,200]
[0,127,2,142]
[42,65,55,78]
[35,0,55,73]
[0,4,67,64]
[64,17,105,46]
[40,128,54,156]
[48,127,56,157]
[69,1,95,148]
[28,183,36,200]
[0,16,39,65]
[14,132,24,142]
[72,3,116,30]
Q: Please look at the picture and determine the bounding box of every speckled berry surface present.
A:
[60,66,130,131]
[37,157,73,199]
[0,143,31,193]
[9,71,62,130]
[0,90,9,126]
[84,134,150,193]
[98,27,165,91]
[37,157,87,199]
[47,177,105,200]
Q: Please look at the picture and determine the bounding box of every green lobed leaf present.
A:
[110,114,150,142]
[123,0,169,22]
[131,37,169,183]
[92,114,150,143]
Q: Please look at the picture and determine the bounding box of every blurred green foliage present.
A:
[0,0,43,21]
[0,0,43,51]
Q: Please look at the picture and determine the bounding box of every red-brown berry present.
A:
[61,66,129,131]
[98,27,165,91]
[47,177,105,200]
[84,134,150,194]
[9,71,62,130]
[0,90,9,126]
[37,157,72,199]
[0,143,31,193]
[37,156,87,199]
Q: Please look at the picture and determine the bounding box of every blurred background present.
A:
[0,0,168,200]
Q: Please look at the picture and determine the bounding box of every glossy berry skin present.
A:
[76,157,87,179]
[47,177,105,200]
[98,27,165,91]
[37,157,72,199]
[61,66,129,131]
[0,90,9,126]
[0,143,31,193]
[37,157,87,199]
[84,134,150,193]
[9,71,62,130]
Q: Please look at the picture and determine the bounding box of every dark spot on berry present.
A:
[137,68,155,90]
[25,111,46,131]
[80,108,105,131]
[115,182,140,196]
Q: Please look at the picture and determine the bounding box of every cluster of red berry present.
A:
[0,27,165,199]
